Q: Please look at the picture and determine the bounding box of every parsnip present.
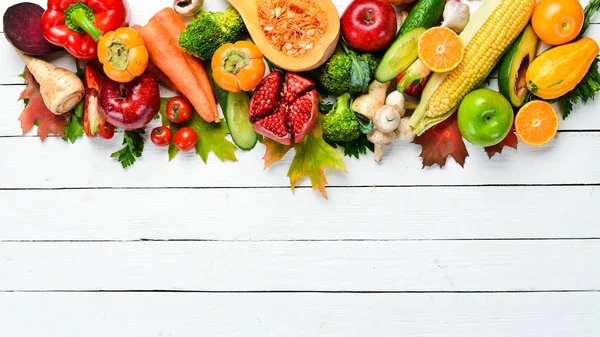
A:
[18,51,84,115]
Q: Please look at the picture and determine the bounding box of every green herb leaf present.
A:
[325,133,374,159]
[580,0,600,39]
[62,113,84,144]
[554,56,600,119]
[111,130,145,168]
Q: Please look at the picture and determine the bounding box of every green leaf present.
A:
[580,0,600,39]
[554,56,600,119]
[288,125,346,198]
[62,113,84,144]
[18,72,26,79]
[325,133,374,159]
[161,97,237,163]
[341,41,371,93]
[110,130,145,168]
[319,102,334,114]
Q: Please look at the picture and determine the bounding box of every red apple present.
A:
[341,0,397,52]
[99,73,161,130]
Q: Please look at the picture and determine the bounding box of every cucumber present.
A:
[224,91,259,151]
[375,27,425,83]
[397,0,446,39]
[207,67,259,151]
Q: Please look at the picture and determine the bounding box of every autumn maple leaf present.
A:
[261,125,346,199]
[18,67,68,141]
[485,124,518,159]
[413,114,468,168]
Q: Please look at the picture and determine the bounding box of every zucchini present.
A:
[375,27,425,83]
[397,0,446,38]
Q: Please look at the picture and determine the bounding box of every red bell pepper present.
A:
[83,63,114,139]
[41,0,129,60]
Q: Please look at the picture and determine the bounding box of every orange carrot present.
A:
[140,20,216,122]
[131,24,180,93]
[149,8,219,121]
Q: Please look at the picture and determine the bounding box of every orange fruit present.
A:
[515,100,559,146]
[418,26,464,73]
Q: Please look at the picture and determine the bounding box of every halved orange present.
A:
[418,26,464,73]
[515,100,559,146]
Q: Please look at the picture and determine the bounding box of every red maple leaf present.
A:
[484,124,518,159]
[18,67,67,141]
[413,114,469,168]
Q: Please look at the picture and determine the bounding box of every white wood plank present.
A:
[0,292,598,337]
[0,240,597,291]
[0,132,598,189]
[1,187,599,241]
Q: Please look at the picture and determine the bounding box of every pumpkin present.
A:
[527,37,599,100]
[227,0,340,72]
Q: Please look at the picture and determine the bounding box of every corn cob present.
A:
[426,0,535,118]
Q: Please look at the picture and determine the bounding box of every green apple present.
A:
[458,89,514,147]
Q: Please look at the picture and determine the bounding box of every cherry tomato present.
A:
[395,73,428,97]
[151,126,172,147]
[174,127,198,152]
[532,0,584,46]
[166,96,193,123]
[98,123,115,140]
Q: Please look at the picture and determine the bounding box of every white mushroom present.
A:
[385,91,407,118]
[368,130,395,163]
[174,0,204,17]
[373,105,402,133]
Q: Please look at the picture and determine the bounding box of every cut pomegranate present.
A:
[249,71,319,145]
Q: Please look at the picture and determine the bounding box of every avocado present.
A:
[498,25,539,108]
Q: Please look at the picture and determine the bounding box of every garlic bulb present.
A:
[441,0,471,34]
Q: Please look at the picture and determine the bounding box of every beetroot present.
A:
[249,71,319,145]
[3,2,59,56]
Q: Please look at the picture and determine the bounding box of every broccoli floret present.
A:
[178,7,246,60]
[322,93,361,143]
[318,44,380,96]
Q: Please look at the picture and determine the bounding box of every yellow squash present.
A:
[527,37,600,100]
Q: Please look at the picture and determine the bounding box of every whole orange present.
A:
[532,0,584,46]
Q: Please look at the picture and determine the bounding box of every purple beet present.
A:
[3,2,60,56]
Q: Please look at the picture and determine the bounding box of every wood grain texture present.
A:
[1,187,599,241]
[0,240,597,291]
[0,0,598,335]
[0,292,599,337]
[1,132,599,189]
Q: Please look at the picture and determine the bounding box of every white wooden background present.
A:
[1,0,599,336]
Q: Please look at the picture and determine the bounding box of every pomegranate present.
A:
[249,71,319,145]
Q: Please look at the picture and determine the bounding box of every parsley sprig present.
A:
[111,130,145,168]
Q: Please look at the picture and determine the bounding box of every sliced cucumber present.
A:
[224,91,259,151]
